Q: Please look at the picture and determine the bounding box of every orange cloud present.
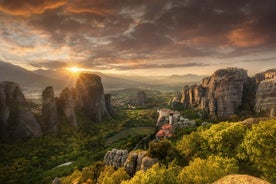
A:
[65,0,116,15]
[228,27,268,47]
[0,0,66,16]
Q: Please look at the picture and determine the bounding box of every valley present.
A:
[0,67,275,184]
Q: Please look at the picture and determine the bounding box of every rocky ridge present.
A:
[180,68,276,118]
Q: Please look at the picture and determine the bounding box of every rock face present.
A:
[255,69,276,117]
[135,91,146,105]
[181,68,250,118]
[0,81,42,138]
[75,73,110,122]
[104,149,128,169]
[214,174,270,184]
[58,88,78,127]
[141,156,158,172]
[42,86,58,132]
[124,151,148,176]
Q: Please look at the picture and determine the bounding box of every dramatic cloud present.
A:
[0,0,275,75]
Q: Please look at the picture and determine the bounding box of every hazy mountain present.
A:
[153,74,206,85]
[34,69,150,90]
[0,61,63,89]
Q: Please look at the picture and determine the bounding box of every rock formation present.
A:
[180,68,251,118]
[42,86,58,132]
[254,69,276,117]
[104,149,128,169]
[141,156,158,172]
[104,149,157,176]
[75,73,110,122]
[124,151,147,176]
[58,88,78,127]
[214,174,270,184]
[135,91,146,106]
[0,81,42,139]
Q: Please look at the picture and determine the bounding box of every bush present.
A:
[239,119,276,183]
[178,156,239,184]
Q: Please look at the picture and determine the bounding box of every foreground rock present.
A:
[42,86,58,132]
[0,81,42,138]
[75,73,110,122]
[214,174,270,184]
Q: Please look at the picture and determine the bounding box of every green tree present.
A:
[122,163,181,184]
[97,166,129,184]
[201,122,247,157]
[148,139,182,165]
[239,119,276,183]
[176,131,209,161]
[178,156,238,184]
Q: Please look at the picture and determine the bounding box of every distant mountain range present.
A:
[0,60,205,90]
[0,61,63,89]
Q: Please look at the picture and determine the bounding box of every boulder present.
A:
[124,151,147,176]
[58,88,78,127]
[42,86,58,132]
[75,73,110,122]
[141,156,158,172]
[104,149,128,169]
[0,81,42,138]
[214,174,270,184]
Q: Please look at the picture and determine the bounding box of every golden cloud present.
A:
[0,0,66,16]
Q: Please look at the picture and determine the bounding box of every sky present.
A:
[0,0,276,76]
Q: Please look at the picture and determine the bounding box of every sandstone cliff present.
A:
[0,81,42,138]
[255,75,276,117]
[58,88,78,127]
[180,68,251,118]
[42,86,58,133]
[75,73,111,122]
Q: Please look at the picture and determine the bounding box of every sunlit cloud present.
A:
[0,0,275,75]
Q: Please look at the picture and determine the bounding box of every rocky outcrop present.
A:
[255,69,276,83]
[75,73,110,122]
[42,86,58,132]
[255,77,276,116]
[124,151,147,176]
[0,81,42,139]
[214,174,270,184]
[181,68,250,118]
[104,149,128,169]
[141,156,158,172]
[135,91,146,106]
[52,177,62,184]
[58,88,78,127]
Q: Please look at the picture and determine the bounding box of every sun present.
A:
[68,67,81,73]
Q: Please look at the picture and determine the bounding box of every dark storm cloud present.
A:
[0,0,276,70]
